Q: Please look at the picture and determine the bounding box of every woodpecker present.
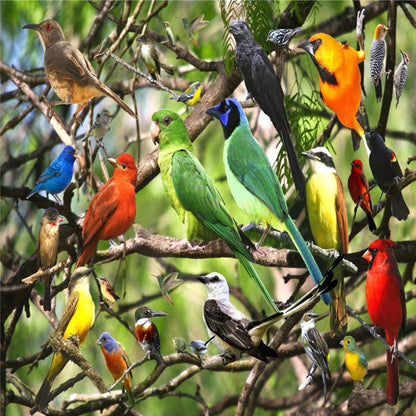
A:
[370,24,388,102]
[394,50,410,108]
[134,306,167,366]
[267,26,302,47]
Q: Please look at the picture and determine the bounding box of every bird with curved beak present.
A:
[76,153,137,266]
[23,19,137,120]
[135,306,167,366]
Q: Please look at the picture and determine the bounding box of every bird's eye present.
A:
[346,340,350,345]
[163,116,172,126]
[370,247,378,256]
[212,275,220,282]
[121,163,127,169]
[313,38,322,48]
[46,23,51,31]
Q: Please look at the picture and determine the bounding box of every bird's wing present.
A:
[305,326,329,371]
[118,342,133,378]
[389,149,404,178]
[36,160,63,184]
[204,299,254,352]
[335,175,349,253]
[227,127,288,220]
[82,180,118,247]
[171,150,248,253]
[57,290,80,333]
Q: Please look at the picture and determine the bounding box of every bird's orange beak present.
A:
[362,249,372,262]
[150,120,160,145]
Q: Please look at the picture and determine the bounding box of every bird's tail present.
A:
[26,188,37,199]
[100,83,138,119]
[123,378,135,404]
[161,62,175,75]
[329,266,347,335]
[76,242,97,268]
[235,253,278,312]
[366,210,377,232]
[386,340,399,405]
[391,192,409,221]
[375,80,382,102]
[43,274,52,311]
[34,377,52,410]
[285,218,331,304]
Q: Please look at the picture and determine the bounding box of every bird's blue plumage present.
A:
[97,332,118,353]
[27,145,77,199]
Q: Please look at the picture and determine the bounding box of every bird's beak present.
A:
[151,310,168,317]
[298,40,313,55]
[340,340,345,346]
[97,338,103,345]
[302,150,317,161]
[73,150,80,159]
[23,23,41,32]
[196,275,209,284]
[206,104,221,119]
[362,249,372,262]
[150,120,160,144]
[107,157,120,169]
[57,215,64,223]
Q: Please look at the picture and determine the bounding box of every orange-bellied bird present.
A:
[363,239,406,406]
[34,267,94,410]
[97,332,133,403]
[38,207,64,311]
[228,20,306,199]
[299,33,366,151]
[134,306,167,366]
[366,132,409,221]
[23,20,138,120]
[303,147,348,335]
[348,159,377,232]
[76,153,137,267]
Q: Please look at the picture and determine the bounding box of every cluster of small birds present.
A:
[21,12,410,412]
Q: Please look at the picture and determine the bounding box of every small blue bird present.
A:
[26,145,78,202]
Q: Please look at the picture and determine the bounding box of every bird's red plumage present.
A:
[100,346,132,391]
[363,239,406,405]
[76,153,137,266]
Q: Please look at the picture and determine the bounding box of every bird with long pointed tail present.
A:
[197,269,336,362]
[207,98,330,304]
[34,267,95,411]
[134,306,167,366]
[299,33,365,151]
[97,332,134,403]
[151,109,277,311]
[303,147,348,334]
[363,239,406,406]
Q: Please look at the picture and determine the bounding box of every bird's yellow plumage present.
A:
[345,350,367,382]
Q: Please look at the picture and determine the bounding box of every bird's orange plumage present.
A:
[309,33,365,138]
[363,239,406,405]
[76,153,137,266]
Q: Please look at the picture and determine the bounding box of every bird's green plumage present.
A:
[152,109,277,311]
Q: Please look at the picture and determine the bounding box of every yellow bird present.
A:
[170,81,202,108]
[303,147,349,335]
[341,335,368,388]
[34,267,95,410]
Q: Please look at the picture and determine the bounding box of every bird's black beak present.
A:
[150,120,160,145]
[151,310,168,318]
[298,40,314,55]
[302,150,317,161]
[196,275,209,284]
[23,23,40,32]
[206,104,221,119]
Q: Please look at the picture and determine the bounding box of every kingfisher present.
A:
[197,269,336,362]
[134,306,167,366]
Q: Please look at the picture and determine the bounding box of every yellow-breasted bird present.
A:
[303,147,348,335]
[34,267,95,410]
[341,335,368,388]
[170,82,202,108]
[299,33,365,151]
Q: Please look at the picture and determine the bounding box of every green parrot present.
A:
[150,109,277,311]
[206,98,330,304]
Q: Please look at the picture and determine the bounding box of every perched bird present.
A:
[228,20,306,199]
[151,109,277,311]
[303,147,348,334]
[181,14,209,48]
[189,336,215,358]
[363,239,406,406]
[370,24,388,102]
[172,337,187,354]
[90,109,113,139]
[197,271,335,362]
[153,272,182,305]
[34,267,95,410]
[23,20,137,120]
[76,153,137,267]
[26,145,78,202]
[340,335,368,388]
[366,132,409,221]
[96,277,120,304]
[348,159,377,232]
[394,50,410,108]
[299,33,366,151]
[162,21,175,46]
[206,98,329,304]
[300,312,331,400]
[267,26,302,47]
[38,208,64,311]
[97,332,133,403]
[134,306,167,366]
[170,82,202,108]
[137,34,174,80]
